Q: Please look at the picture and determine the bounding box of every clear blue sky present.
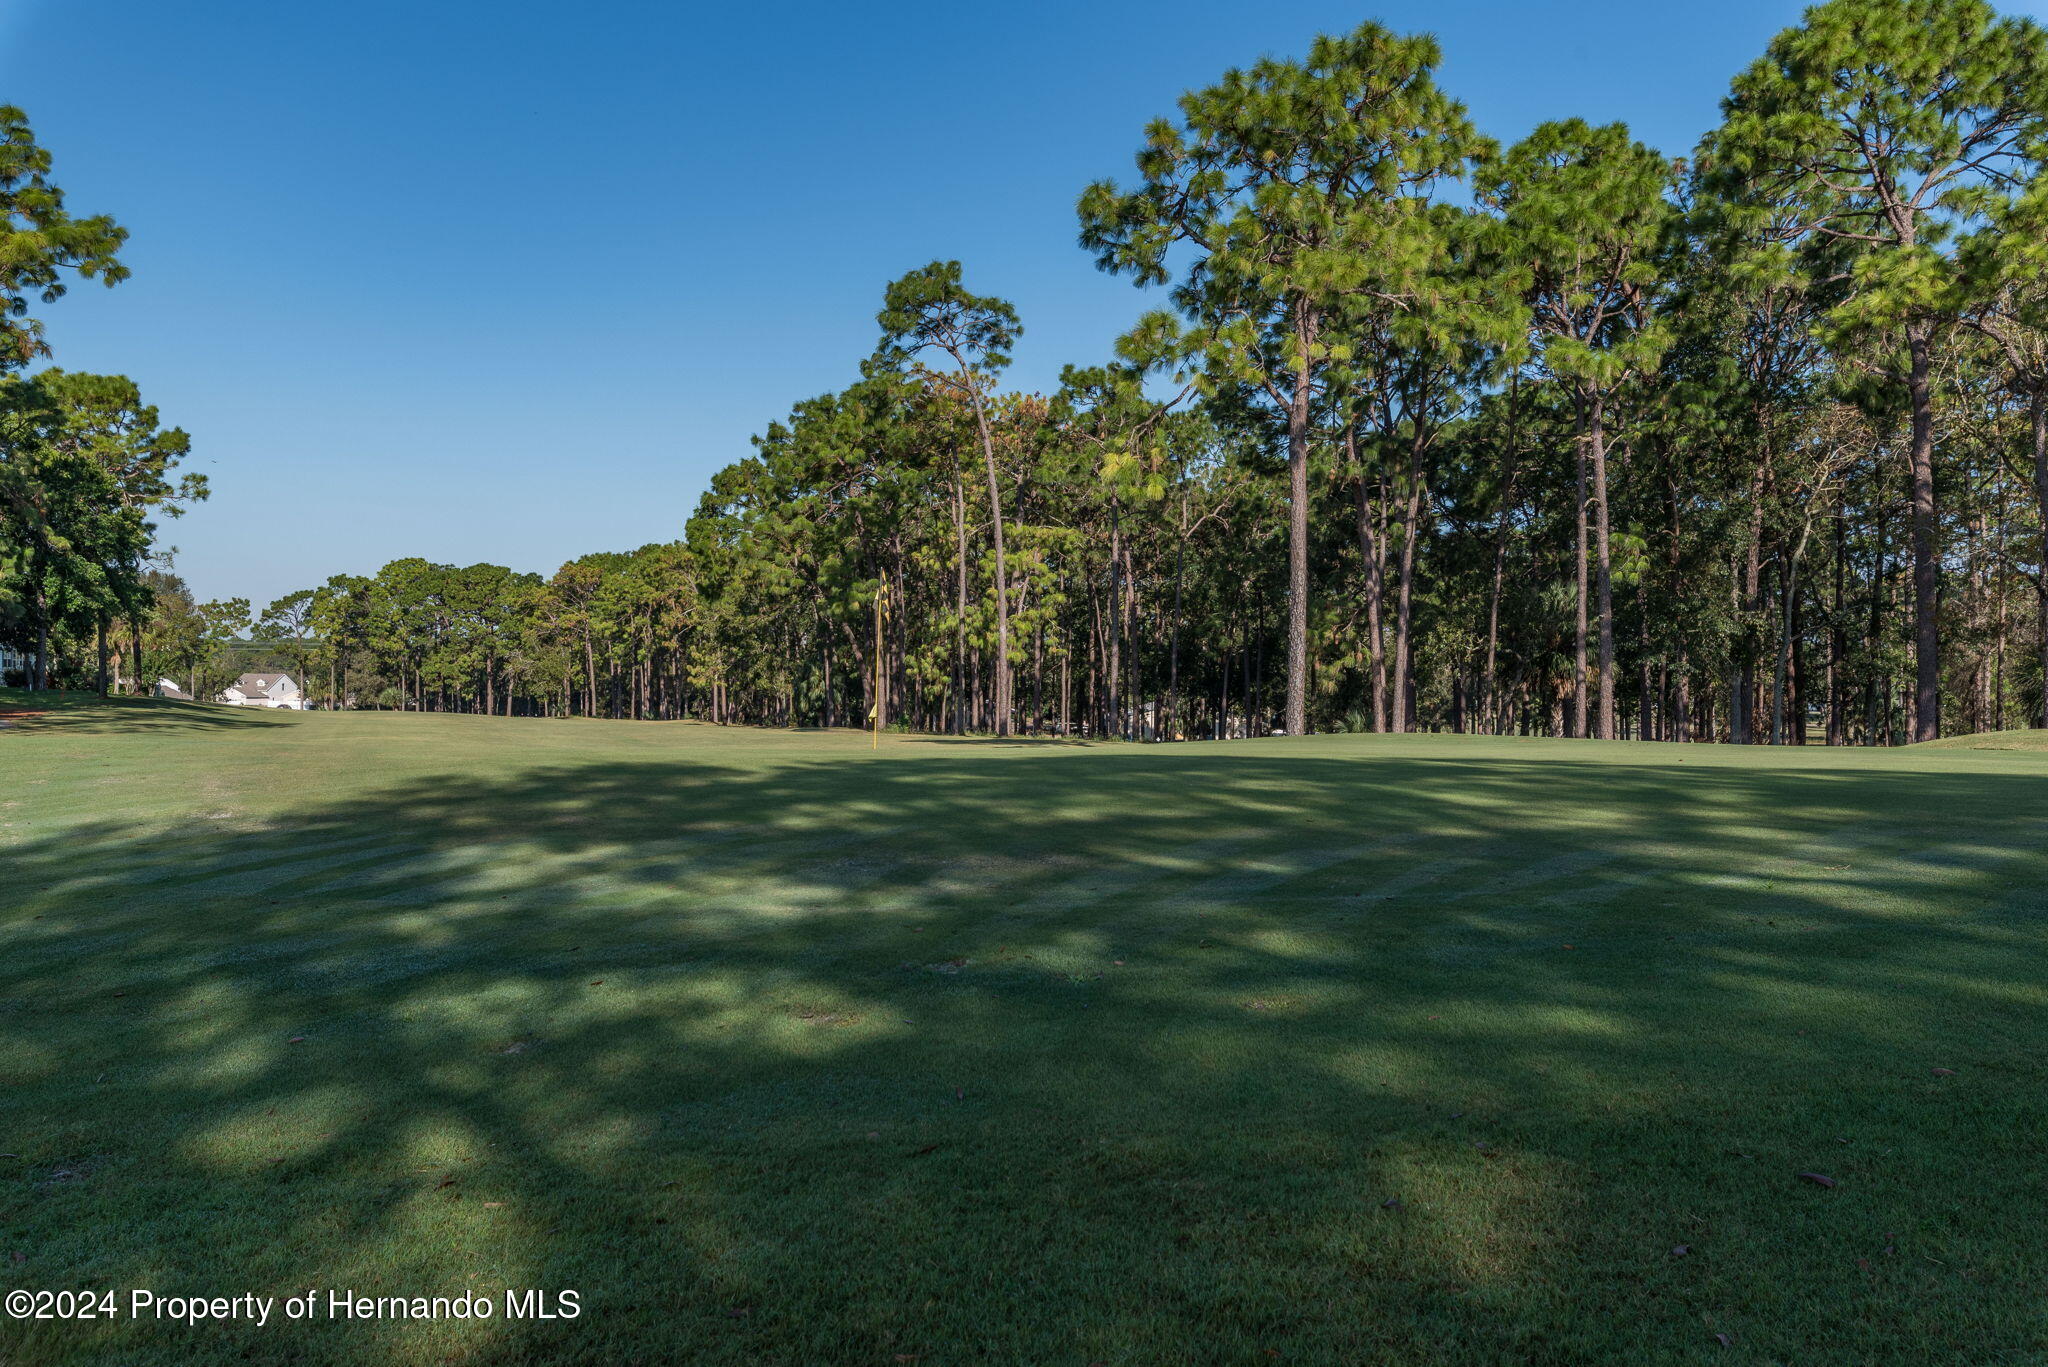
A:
[3,0,2044,610]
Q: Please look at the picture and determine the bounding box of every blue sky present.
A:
[3,0,2045,609]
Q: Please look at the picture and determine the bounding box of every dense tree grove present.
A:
[16,0,2048,746]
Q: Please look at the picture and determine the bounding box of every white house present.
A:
[219,672,307,709]
[153,678,195,701]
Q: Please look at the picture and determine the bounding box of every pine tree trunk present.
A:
[1060,638,1070,738]
[952,469,968,735]
[1772,519,1815,745]
[1105,512,1122,740]
[1123,588,1138,739]
[1829,504,1848,746]
[965,386,1011,737]
[1217,638,1230,738]
[1735,496,1766,745]
[1572,430,1590,738]
[1480,383,1520,736]
[1351,428,1388,734]
[1391,476,1423,734]
[1637,578,1653,741]
[1032,624,1044,736]
[1907,325,1941,742]
[1666,477,1688,742]
[1790,577,1810,744]
[1866,509,1888,746]
[2032,390,2048,730]
[1589,394,1616,740]
[1284,346,1313,737]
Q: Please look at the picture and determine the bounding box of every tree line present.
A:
[15,0,2048,745]
[0,106,212,691]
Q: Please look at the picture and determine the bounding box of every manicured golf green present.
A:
[3,693,2045,1365]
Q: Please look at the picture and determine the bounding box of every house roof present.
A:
[155,678,194,700]
[233,672,296,694]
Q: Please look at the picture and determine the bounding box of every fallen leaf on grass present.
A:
[1671,1245,1690,1257]
[1931,1067,1957,1077]
[482,1201,504,1209]
[1380,1198,1403,1211]
[909,1144,940,1158]
[1797,1172,1836,1188]
[288,1036,304,1044]
[1714,1333,1733,1347]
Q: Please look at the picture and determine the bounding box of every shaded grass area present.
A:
[0,688,278,735]
[3,703,2047,1364]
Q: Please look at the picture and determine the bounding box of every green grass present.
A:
[3,691,2046,1365]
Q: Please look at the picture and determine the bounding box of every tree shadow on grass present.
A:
[0,692,280,736]
[4,745,2048,1364]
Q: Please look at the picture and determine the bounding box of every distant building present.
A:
[219,672,306,709]
[153,678,195,701]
